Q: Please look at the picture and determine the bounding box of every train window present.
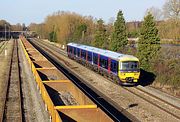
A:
[114,63,117,70]
[69,46,72,54]
[111,60,118,73]
[73,48,75,53]
[71,47,73,54]
[82,52,84,58]
[93,53,98,65]
[121,61,139,70]
[104,59,108,69]
[100,56,108,69]
[81,50,86,59]
[88,52,92,62]
[77,48,80,57]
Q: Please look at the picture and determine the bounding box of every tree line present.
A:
[29,0,180,43]
[28,0,180,89]
[0,20,26,31]
[1,0,178,88]
[29,10,161,71]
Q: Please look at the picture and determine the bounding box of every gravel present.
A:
[59,92,79,105]
[0,40,13,119]
[37,39,180,122]
[18,39,50,122]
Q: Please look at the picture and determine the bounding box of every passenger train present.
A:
[67,43,140,85]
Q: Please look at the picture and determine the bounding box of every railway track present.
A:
[0,41,4,48]
[123,86,180,120]
[0,41,8,54]
[32,38,180,121]
[29,39,139,122]
[0,39,23,122]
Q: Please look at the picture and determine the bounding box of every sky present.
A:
[0,0,166,25]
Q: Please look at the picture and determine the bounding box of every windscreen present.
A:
[121,61,139,71]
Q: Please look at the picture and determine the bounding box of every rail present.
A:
[0,41,8,54]
[29,38,139,122]
[0,40,23,122]
[20,36,116,122]
[124,86,180,120]
[34,38,180,121]
[20,37,62,122]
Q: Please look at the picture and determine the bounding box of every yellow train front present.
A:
[118,56,140,85]
[67,43,140,85]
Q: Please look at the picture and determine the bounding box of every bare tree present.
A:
[145,7,163,21]
[163,0,180,20]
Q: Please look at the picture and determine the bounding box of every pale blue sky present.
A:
[1,0,165,25]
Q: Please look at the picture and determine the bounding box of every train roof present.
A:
[67,43,139,61]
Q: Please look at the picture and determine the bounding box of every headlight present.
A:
[121,73,126,76]
[134,73,139,76]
